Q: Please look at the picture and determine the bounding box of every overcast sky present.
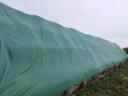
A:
[0,0,128,48]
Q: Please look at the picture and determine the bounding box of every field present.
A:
[77,59,128,96]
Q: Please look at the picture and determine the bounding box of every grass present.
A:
[77,59,128,96]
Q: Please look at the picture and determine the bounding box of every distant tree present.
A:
[124,47,128,54]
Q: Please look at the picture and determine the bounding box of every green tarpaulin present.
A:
[0,3,127,96]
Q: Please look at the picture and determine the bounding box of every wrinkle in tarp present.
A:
[0,2,128,96]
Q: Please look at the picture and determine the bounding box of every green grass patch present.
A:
[77,60,128,96]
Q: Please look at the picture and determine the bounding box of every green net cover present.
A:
[0,3,127,96]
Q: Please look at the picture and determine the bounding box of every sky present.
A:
[0,0,128,48]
